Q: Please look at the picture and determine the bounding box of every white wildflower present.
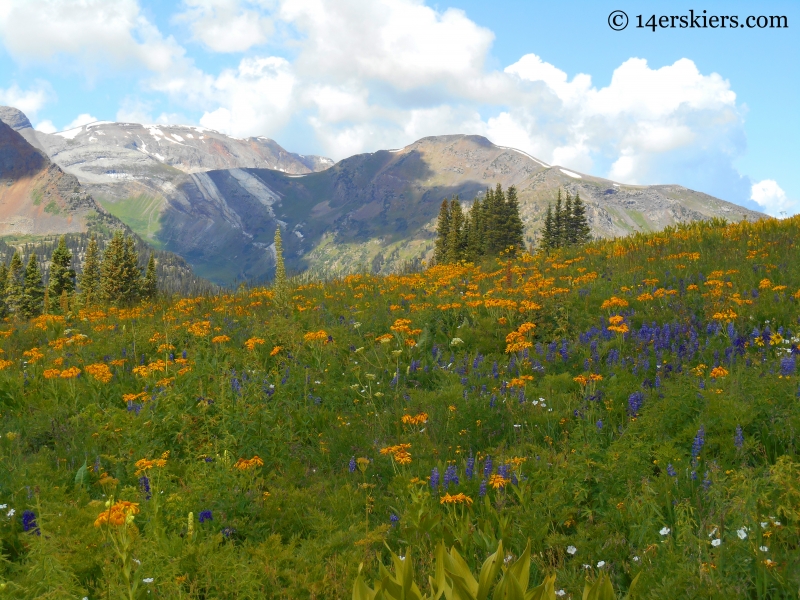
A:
[737,527,748,540]
[711,539,721,547]
[660,527,671,536]
[567,545,577,555]
[597,560,606,568]
[759,546,769,552]
[450,337,464,346]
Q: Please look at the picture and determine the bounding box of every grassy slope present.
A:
[0,217,799,598]
[96,194,164,248]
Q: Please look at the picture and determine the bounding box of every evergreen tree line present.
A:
[539,189,592,250]
[0,230,158,318]
[434,184,525,264]
[0,229,212,296]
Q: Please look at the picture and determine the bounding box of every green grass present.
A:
[96,194,164,247]
[0,216,799,598]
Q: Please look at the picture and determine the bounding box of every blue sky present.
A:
[0,0,796,215]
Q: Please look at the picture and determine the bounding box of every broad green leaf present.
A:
[477,541,503,600]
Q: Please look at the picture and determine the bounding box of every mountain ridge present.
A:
[0,107,764,285]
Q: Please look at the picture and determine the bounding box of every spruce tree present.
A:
[570,192,592,245]
[120,236,142,302]
[79,236,101,307]
[142,253,157,300]
[20,253,44,318]
[553,190,564,249]
[465,197,485,262]
[445,197,465,263]
[504,186,525,255]
[564,192,574,246]
[48,236,76,301]
[541,204,554,251]
[433,199,451,264]
[100,231,126,305]
[6,252,24,315]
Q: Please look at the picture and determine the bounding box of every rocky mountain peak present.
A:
[0,106,33,131]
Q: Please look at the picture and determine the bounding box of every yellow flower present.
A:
[59,367,81,379]
[211,335,231,344]
[244,337,265,351]
[85,363,113,383]
[488,474,511,489]
[440,492,473,506]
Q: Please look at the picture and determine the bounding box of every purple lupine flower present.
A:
[490,394,496,408]
[466,456,475,479]
[596,420,603,430]
[198,510,213,523]
[479,479,487,497]
[692,426,705,462]
[443,465,459,489]
[22,510,39,534]
[734,425,744,449]
[628,392,644,416]
[667,463,677,477]
[390,513,399,527]
[560,340,569,362]
[483,456,493,477]
[139,475,151,500]
[703,471,712,490]
[430,467,440,490]
[497,463,510,479]
[349,457,356,473]
[221,527,235,538]
[780,356,796,376]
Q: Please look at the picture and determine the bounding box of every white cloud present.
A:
[63,113,98,130]
[176,0,273,53]
[280,0,494,91]
[0,0,185,74]
[751,180,795,217]
[193,56,296,137]
[0,0,782,211]
[34,120,57,133]
[0,81,55,118]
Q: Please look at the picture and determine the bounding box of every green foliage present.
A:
[4,252,23,314]
[78,235,101,307]
[541,189,591,251]
[435,184,525,264]
[47,236,76,301]
[0,215,798,597]
[20,253,44,318]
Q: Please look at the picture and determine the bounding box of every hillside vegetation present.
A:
[0,216,799,599]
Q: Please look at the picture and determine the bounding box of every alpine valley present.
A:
[0,106,763,286]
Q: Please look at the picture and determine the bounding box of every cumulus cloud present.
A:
[751,180,795,217]
[0,0,185,74]
[0,0,785,212]
[0,81,55,118]
[176,0,273,53]
[34,120,57,133]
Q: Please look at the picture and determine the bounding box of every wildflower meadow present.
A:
[1,216,799,598]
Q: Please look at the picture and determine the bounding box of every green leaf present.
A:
[74,460,89,489]
[477,541,503,600]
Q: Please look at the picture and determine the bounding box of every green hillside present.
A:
[0,216,798,598]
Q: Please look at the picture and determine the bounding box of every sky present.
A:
[0,0,797,216]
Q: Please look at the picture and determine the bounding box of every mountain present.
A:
[0,109,211,294]
[1,108,763,286]
[131,134,762,284]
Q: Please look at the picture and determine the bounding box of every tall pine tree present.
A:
[433,199,451,264]
[570,192,591,245]
[142,253,157,300]
[79,236,101,307]
[48,236,76,301]
[445,197,465,263]
[0,263,7,317]
[20,253,44,318]
[504,186,525,255]
[540,204,555,252]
